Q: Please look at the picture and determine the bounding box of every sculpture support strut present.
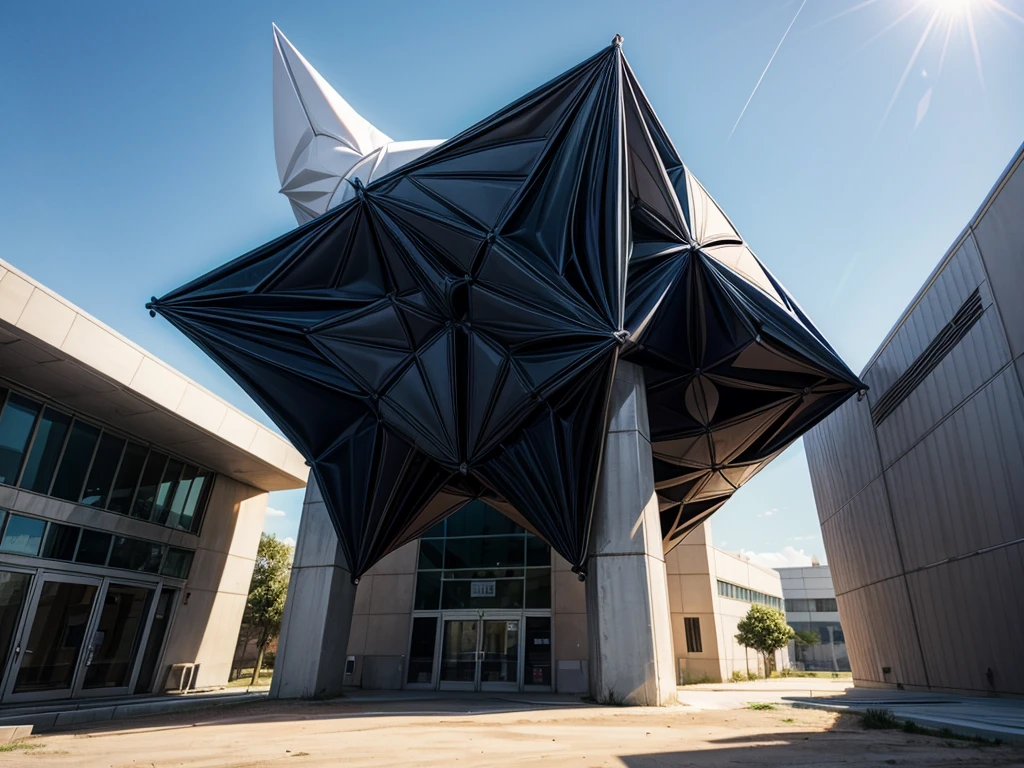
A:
[586,361,677,705]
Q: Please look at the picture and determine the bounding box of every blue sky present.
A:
[2,1,1022,562]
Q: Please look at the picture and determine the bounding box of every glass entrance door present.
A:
[436,616,522,691]
[438,619,478,691]
[478,619,519,691]
[2,575,100,702]
[77,583,155,697]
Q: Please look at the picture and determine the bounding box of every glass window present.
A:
[75,529,112,565]
[524,568,551,609]
[0,514,46,556]
[160,548,194,579]
[151,459,183,525]
[0,393,41,485]
[422,520,446,539]
[107,442,147,514]
[50,421,100,501]
[406,616,437,685]
[418,539,444,569]
[180,470,211,533]
[524,617,551,687]
[19,407,71,493]
[0,570,32,678]
[414,570,441,610]
[526,534,550,566]
[444,536,525,570]
[684,617,703,653]
[82,584,154,689]
[41,522,79,560]
[441,577,523,610]
[81,433,125,507]
[108,536,163,573]
[166,465,198,529]
[131,451,167,520]
[445,500,519,537]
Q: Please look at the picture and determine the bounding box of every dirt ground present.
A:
[3,697,1022,768]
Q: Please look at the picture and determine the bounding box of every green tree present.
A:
[794,629,821,647]
[735,604,795,677]
[242,533,293,685]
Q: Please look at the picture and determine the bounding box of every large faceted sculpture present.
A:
[150,36,863,581]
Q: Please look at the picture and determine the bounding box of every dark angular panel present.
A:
[151,40,863,578]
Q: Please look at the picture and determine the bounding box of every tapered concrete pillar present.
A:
[586,360,677,705]
[270,477,356,699]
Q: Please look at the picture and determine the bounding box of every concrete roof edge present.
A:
[0,257,308,492]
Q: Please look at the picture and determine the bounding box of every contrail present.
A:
[728,0,808,141]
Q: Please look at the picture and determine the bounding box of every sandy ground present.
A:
[3,696,1023,768]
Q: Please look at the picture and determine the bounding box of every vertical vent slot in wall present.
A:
[871,288,984,426]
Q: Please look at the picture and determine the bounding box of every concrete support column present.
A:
[270,477,356,699]
[586,360,677,705]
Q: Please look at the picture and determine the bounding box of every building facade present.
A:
[804,143,1024,696]
[274,485,786,695]
[776,565,849,672]
[0,259,307,704]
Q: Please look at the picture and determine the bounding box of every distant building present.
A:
[0,259,307,704]
[776,565,849,672]
[804,143,1024,696]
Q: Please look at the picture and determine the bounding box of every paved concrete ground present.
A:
[785,686,1024,744]
[2,687,1023,767]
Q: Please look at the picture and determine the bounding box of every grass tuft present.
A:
[747,702,775,711]
[862,709,899,729]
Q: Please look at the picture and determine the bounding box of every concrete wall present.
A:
[160,474,268,688]
[667,522,787,683]
[804,145,1024,696]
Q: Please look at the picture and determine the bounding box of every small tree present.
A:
[243,533,293,685]
[794,629,821,647]
[735,604,795,677]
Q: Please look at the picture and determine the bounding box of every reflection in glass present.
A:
[480,619,518,684]
[108,537,163,573]
[41,522,79,561]
[0,394,40,485]
[406,616,437,684]
[180,470,211,532]
[50,421,100,501]
[0,570,32,674]
[166,465,197,528]
[19,407,71,493]
[439,619,478,683]
[131,451,167,520]
[134,588,175,694]
[83,584,153,689]
[152,459,183,525]
[75,529,112,566]
[0,514,46,556]
[523,616,551,687]
[524,568,551,609]
[107,442,148,514]
[81,433,126,507]
[160,548,194,579]
[14,580,98,693]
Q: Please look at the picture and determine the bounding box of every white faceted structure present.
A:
[272,24,442,223]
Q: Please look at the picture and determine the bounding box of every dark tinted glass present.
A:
[131,451,167,520]
[108,536,163,573]
[50,421,100,501]
[0,394,40,485]
[444,536,524,569]
[19,407,71,493]
[41,522,79,560]
[406,617,437,684]
[524,617,551,687]
[422,520,446,538]
[75,529,112,565]
[81,433,125,507]
[166,465,197,529]
[442,577,523,609]
[151,459,183,524]
[0,514,45,555]
[418,539,444,569]
[182,470,212,532]
[526,534,550,566]
[445,500,519,537]
[107,442,147,514]
[414,570,441,610]
[524,568,551,609]
[160,548,194,579]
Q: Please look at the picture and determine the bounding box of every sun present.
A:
[931,0,977,14]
